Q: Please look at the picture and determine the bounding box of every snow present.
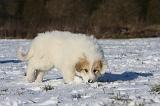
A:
[0,36,160,106]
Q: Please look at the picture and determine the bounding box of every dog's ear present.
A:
[94,59,107,74]
[75,62,81,72]
[93,60,103,72]
[75,58,89,72]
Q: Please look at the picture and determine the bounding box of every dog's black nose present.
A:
[88,79,94,83]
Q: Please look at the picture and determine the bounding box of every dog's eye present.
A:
[93,69,98,73]
[84,69,88,73]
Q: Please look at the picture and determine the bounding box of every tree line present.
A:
[0,0,160,38]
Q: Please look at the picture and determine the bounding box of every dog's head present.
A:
[75,57,104,83]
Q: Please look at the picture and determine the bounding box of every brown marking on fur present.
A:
[75,57,90,72]
[93,60,103,73]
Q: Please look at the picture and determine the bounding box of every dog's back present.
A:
[29,31,102,64]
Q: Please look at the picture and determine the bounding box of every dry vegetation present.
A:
[0,0,160,39]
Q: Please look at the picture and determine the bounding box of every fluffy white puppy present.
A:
[18,31,106,84]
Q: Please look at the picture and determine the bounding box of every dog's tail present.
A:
[17,47,28,61]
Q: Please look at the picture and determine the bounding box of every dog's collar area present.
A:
[75,74,83,79]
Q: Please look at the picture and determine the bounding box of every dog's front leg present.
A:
[35,71,45,83]
[61,67,75,84]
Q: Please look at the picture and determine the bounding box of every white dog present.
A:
[18,31,106,84]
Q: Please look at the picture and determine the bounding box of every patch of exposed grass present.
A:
[138,103,145,106]
[0,88,8,95]
[41,85,54,91]
[111,95,131,102]
[1,88,8,92]
[151,84,160,94]
[71,93,81,99]
[111,92,131,102]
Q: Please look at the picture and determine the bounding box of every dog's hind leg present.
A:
[35,71,45,83]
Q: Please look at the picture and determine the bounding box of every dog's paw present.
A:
[35,79,43,83]
[64,76,83,84]
[73,76,83,84]
[26,77,34,83]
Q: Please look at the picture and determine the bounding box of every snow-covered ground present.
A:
[0,37,160,106]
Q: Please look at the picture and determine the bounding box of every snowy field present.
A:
[0,37,160,106]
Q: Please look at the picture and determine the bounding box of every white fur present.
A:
[18,31,105,83]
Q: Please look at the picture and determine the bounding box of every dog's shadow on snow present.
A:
[0,60,21,64]
[98,71,153,82]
